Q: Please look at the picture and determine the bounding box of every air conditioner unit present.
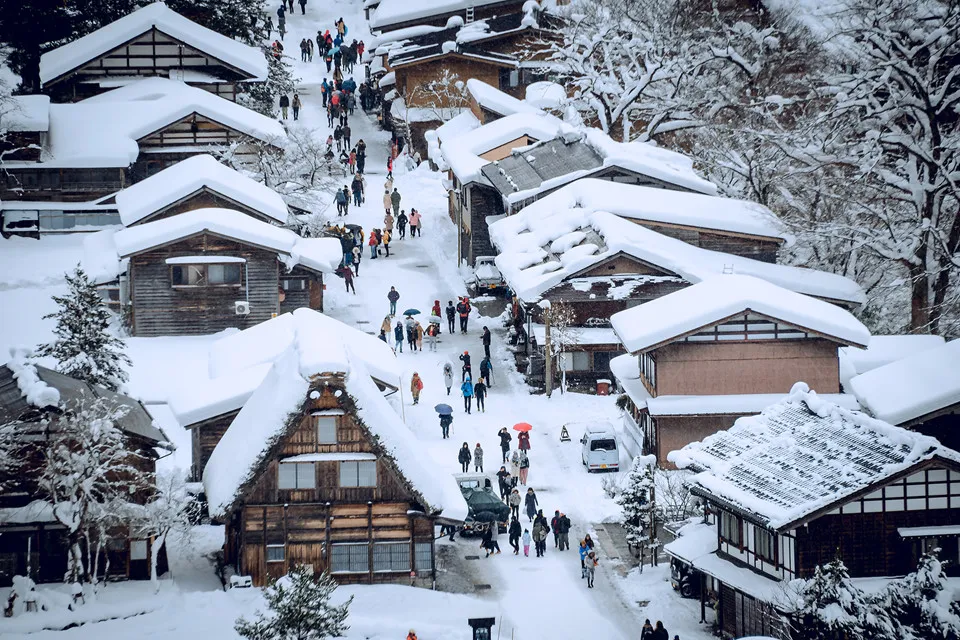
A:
[235,301,251,316]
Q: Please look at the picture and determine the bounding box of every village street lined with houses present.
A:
[0,1,959,640]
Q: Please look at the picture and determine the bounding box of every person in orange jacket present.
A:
[410,372,423,405]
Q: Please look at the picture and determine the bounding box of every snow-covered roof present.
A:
[849,339,960,426]
[609,353,650,410]
[427,110,481,165]
[0,500,56,526]
[115,155,288,226]
[28,78,284,169]
[515,179,785,241]
[669,382,960,530]
[91,208,340,278]
[202,326,468,522]
[168,363,271,427]
[839,334,946,387]
[466,78,543,118]
[489,208,864,305]
[610,275,870,353]
[5,95,50,132]
[530,324,619,346]
[40,2,267,85]
[371,0,522,30]
[646,392,859,416]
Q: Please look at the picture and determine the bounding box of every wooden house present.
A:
[609,275,870,466]
[0,358,169,586]
[114,154,289,227]
[94,208,341,336]
[370,0,528,33]
[168,309,403,482]
[0,78,285,230]
[202,336,466,587]
[664,386,960,639]
[850,339,960,451]
[38,2,267,103]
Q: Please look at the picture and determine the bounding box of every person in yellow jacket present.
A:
[415,320,424,351]
[410,372,423,405]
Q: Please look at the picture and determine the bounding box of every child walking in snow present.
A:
[522,529,531,557]
[443,362,454,395]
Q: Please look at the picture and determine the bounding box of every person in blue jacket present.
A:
[461,374,474,414]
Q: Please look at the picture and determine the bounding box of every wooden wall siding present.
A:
[633,220,779,263]
[134,188,277,226]
[129,233,279,336]
[46,28,246,102]
[279,267,323,315]
[399,59,501,109]
[189,410,239,481]
[719,584,790,640]
[462,185,504,266]
[139,113,245,149]
[479,136,534,162]
[655,415,748,469]
[1,167,126,201]
[653,339,840,396]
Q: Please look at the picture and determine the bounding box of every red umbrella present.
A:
[513,422,532,432]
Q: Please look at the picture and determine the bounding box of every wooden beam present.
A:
[367,502,374,584]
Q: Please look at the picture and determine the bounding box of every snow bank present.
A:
[524,81,566,108]
[669,384,960,529]
[610,275,870,354]
[39,2,267,85]
[849,339,960,426]
[115,155,289,226]
[7,95,50,131]
[465,78,543,118]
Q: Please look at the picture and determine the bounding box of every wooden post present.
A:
[282,504,289,574]
[544,309,552,398]
[324,502,332,573]
[367,502,374,584]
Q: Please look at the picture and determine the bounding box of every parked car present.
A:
[577,421,620,472]
[670,558,701,598]
[455,473,509,535]
[474,256,506,291]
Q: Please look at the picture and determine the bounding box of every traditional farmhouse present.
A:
[370,0,529,33]
[115,154,288,227]
[665,384,960,639]
[0,356,170,586]
[39,2,267,102]
[202,323,467,586]
[0,78,285,232]
[609,275,870,466]
[85,208,341,336]
[168,310,402,481]
[850,339,960,451]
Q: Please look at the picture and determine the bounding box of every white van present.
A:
[579,422,620,472]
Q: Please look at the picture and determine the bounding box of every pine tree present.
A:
[616,455,656,548]
[238,46,297,118]
[878,551,960,640]
[36,265,130,392]
[236,566,352,640]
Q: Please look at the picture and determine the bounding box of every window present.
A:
[340,461,377,487]
[281,277,308,291]
[755,528,776,563]
[590,438,617,452]
[560,351,590,371]
[372,542,410,572]
[414,542,432,572]
[266,544,285,563]
[278,462,316,489]
[171,263,242,287]
[720,511,742,548]
[316,416,337,444]
[331,543,369,573]
[639,352,657,388]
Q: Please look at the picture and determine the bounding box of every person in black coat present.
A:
[474,378,487,413]
[458,442,471,472]
[445,300,456,334]
[496,465,511,500]
[481,326,492,359]
[498,427,512,462]
[459,351,472,381]
[439,413,453,439]
[652,621,669,640]
[508,517,521,555]
[640,620,654,640]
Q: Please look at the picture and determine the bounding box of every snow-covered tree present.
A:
[235,566,352,640]
[35,398,150,583]
[238,46,297,118]
[130,470,194,591]
[540,299,578,394]
[401,68,470,124]
[616,455,657,549]
[166,0,267,46]
[877,552,960,639]
[36,265,130,392]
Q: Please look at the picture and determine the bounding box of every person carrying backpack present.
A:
[410,372,423,405]
[278,94,290,119]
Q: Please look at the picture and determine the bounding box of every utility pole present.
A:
[544,309,552,398]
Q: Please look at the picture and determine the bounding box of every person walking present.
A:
[368,230,378,259]
[522,528,531,557]
[510,450,521,483]
[481,524,499,557]
[479,355,494,387]
[640,620,655,640]
[532,516,549,558]
[382,229,391,258]
[409,209,422,237]
[439,412,453,439]
[585,551,598,588]
[334,124,343,152]
[393,321,404,353]
[351,174,364,207]
[551,510,562,549]
[343,123,351,149]
[300,38,308,62]
[387,286,399,315]
[524,487,538,522]
[518,429,530,452]
[335,186,348,216]
[459,351,472,381]
[426,322,438,351]
[473,443,484,472]
[509,488,521,519]
[380,315,392,339]
[384,211,394,233]
[496,465,511,500]
[381,188,391,217]
[557,512,571,551]
[407,630,418,640]
[321,78,329,107]
[406,320,416,353]
[461,375,474,414]
[458,442,472,473]
[508,517,521,555]
[652,622,669,640]
[386,155,393,180]
[474,377,487,413]
[279,94,290,119]
[445,300,456,334]
[414,320,423,350]
[390,188,401,216]
[431,299,442,320]
[442,362,454,395]
[518,450,530,485]
[410,372,423,405]
[481,326,492,359]
[456,297,470,333]
[498,427,512,462]
[351,244,361,276]
[397,210,408,239]
[579,540,590,577]
[307,37,314,61]
[339,263,355,294]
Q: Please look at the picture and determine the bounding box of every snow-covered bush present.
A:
[35,265,131,392]
[615,455,656,548]
[235,566,352,640]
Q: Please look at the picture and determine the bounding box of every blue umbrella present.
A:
[434,404,453,415]
[403,308,421,316]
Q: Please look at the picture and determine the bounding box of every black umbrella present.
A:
[403,308,421,316]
